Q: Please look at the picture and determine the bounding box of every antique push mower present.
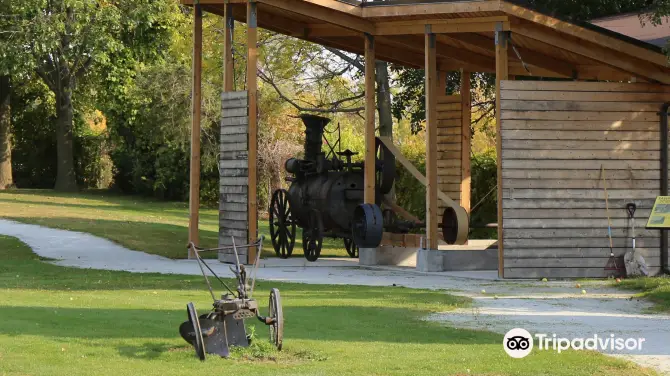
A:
[180,237,284,360]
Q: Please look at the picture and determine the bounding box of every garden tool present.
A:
[624,203,649,276]
[602,166,624,276]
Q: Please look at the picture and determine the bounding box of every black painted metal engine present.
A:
[269,114,396,261]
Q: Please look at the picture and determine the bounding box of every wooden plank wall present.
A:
[437,94,463,216]
[219,91,249,263]
[500,80,670,278]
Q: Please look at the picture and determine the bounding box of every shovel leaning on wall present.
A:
[624,203,649,277]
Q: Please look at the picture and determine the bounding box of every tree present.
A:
[0,76,11,189]
[3,0,177,191]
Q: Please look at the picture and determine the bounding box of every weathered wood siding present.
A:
[219,91,249,263]
[437,94,464,215]
[501,81,669,278]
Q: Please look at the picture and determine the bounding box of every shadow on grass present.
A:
[118,342,178,360]
[0,305,499,347]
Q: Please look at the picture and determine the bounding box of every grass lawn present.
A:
[615,276,670,313]
[0,235,656,376]
[0,189,349,259]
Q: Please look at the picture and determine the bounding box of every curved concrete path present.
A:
[1,219,669,374]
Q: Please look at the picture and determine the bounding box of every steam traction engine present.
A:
[269,114,462,261]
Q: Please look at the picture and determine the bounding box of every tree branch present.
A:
[259,69,364,114]
[324,47,364,72]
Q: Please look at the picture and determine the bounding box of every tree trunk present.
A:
[0,75,12,189]
[375,61,396,202]
[54,82,77,191]
[375,61,393,141]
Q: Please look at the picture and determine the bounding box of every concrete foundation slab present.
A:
[416,248,445,272]
[443,247,498,271]
[359,246,418,266]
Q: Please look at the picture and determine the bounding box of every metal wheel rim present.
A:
[343,238,359,258]
[302,210,323,262]
[270,189,296,258]
[375,138,396,195]
[268,288,284,350]
[187,302,206,361]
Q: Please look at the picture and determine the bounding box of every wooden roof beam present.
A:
[442,33,575,78]
[258,0,375,33]
[376,19,509,36]
[513,21,670,84]
[503,2,668,67]
[229,4,308,37]
[361,1,502,19]
[377,36,483,72]
[406,35,496,71]
[306,24,359,38]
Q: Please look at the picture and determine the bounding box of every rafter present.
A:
[440,33,575,78]
[513,21,670,84]
[258,0,375,33]
[503,2,668,67]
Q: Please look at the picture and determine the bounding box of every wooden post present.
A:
[460,71,471,214]
[364,33,376,205]
[425,27,438,250]
[224,3,234,92]
[495,24,509,278]
[188,3,203,259]
[247,0,258,262]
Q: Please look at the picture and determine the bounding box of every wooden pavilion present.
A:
[182,0,670,278]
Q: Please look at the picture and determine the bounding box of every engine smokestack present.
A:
[299,114,331,162]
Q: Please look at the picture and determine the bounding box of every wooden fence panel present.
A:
[437,95,465,215]
[219,91,249,263]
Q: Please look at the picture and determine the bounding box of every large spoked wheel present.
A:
[343,238,359,258]
[269,189,296,258]
[302,209,323,262]
[187,302,206,361]
[352,203,384,248]
[268,288,284,351]
[375,137,396,195]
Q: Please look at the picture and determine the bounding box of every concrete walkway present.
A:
[1,219,669,374]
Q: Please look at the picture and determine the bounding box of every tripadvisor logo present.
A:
[503,328,533,358]
[503,328,646,358]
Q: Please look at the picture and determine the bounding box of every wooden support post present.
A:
[188,3,203,259]
[364,33,376,205]
[425,27,438,250]
[247,0,258,263]
[495,24,509,278]
[224,3,234,92]
[460,71,471,214]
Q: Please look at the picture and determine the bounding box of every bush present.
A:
[469,150,497,239]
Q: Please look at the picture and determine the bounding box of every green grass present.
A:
[615,276,670,313]
[0,235,657,375]
[0,189,349,259]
